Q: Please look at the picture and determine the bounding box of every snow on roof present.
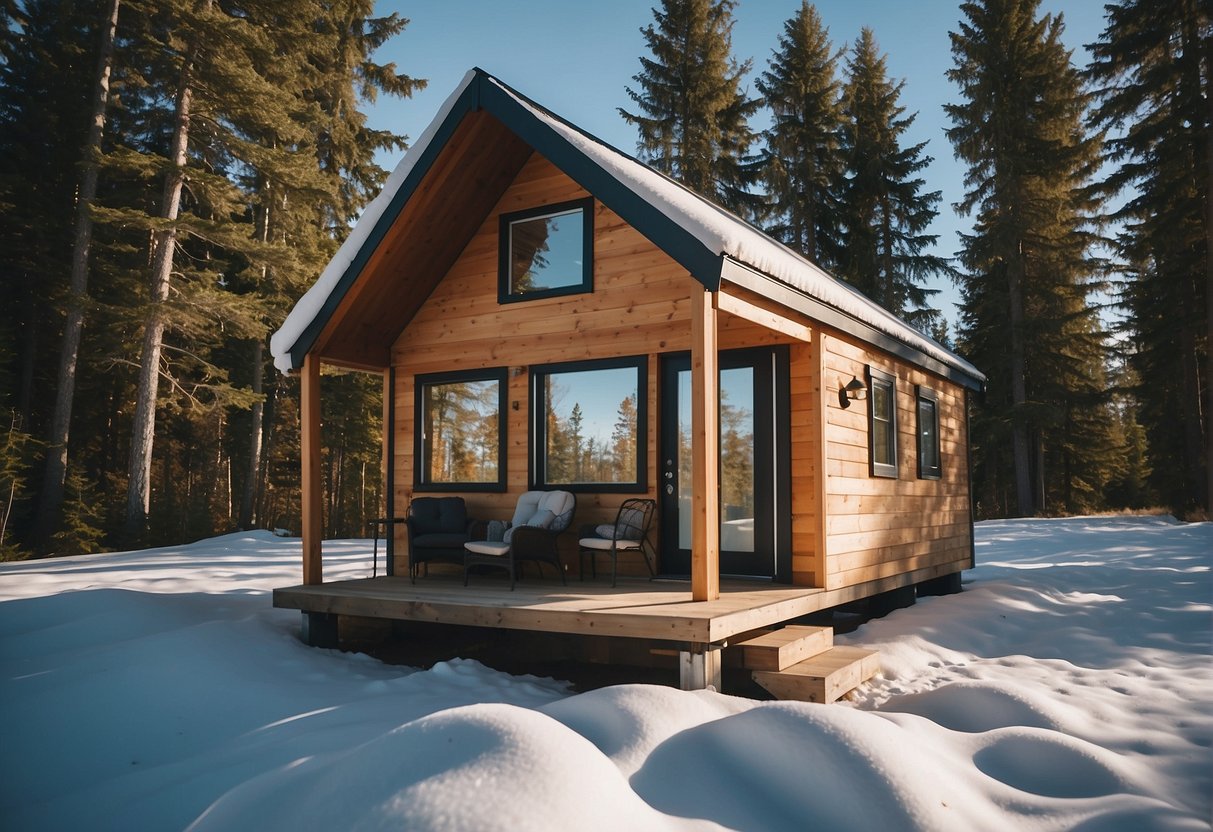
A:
[271,69,983,383]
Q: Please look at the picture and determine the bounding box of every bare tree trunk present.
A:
[255,379,277,526]
[238,182,271,529]
[1204,34,1212,518]
[123,51,195,543]
[35,0,120,550]
[238,341,264,528]
[1008,251,1034,516]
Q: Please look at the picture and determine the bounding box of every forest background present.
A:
[0,0,1207,559]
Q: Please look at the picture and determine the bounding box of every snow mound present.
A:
[189,703,718,832]
[2,517,1209,830]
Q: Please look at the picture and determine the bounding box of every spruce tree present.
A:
[838,28,947,330]
[1087,0,1211,515]
[33,0,120,550]
[620,0,761,217]
[754,1,844,266]
[947,0,1110,516]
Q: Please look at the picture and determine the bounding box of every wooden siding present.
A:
[381,150,971,590]
[818,330,972,590]
[388,153,790,576]
[314,111,532,370]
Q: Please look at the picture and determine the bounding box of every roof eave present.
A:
[720,257,986,391]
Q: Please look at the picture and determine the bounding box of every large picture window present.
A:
[917,385,942,479]
[499,198,593,303]
[530,356,647,492]
[868,367,898,478]
[414,368,507,491]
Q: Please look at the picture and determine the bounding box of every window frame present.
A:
[867,366,899,479]
[916,384,942,480]
[498,197,594,304]
[529,355,648,494]
[413,367,508,492]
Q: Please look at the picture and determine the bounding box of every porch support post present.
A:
[679,642,722,691]
[691,287,720,602]
[301,354,323,585]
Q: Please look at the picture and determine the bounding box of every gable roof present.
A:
[271,68,984,389]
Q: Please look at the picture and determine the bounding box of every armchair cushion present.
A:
[408,497,467,535]
[464,540,511,557]
[579,536,643,551]
[412,532,471,549]
[487,519,508,542]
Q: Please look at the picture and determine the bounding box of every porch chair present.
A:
[578,498,657,587]
[463,490,576,590]
[405,497,474,583]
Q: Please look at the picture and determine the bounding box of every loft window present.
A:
[498,197,594,303]
[868,367,898,478]
[530,356,647,493]
[917,385,942,479]
[414,368,507,491]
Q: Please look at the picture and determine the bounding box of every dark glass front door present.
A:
[658,347,790,579]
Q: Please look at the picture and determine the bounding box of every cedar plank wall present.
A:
[389,153,790,577]
[387,150,971,588]
[818,330,972,591]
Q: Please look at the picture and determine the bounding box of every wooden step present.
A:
[752,645,881,704]
[734,625,834,672]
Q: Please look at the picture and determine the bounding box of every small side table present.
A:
[367,517,406,577]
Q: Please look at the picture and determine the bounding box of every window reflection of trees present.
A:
[510,217,551,294]
[544,373,639,484]
[424,380,499,483]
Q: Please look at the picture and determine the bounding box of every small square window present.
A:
[499,198,593,303]
[868,367,898,478]
[917,385,942,479]
[530,356,647,493]
[414,368,507,491]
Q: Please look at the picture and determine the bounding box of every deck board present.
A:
[273,575,830,643]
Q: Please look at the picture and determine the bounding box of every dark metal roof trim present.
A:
[721,257,986,391]
[285,80,484,370]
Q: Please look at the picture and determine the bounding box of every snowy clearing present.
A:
[1,516,1209,831]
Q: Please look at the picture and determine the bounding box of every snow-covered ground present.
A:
[1,516,1209,831]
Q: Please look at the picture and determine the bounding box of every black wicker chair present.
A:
[578,498,657,587]
[405,497,474,583]
[463,490,576,590]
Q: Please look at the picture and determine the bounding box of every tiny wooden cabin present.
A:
[270,69,985,691]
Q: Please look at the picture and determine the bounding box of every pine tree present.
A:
[838,28,947,330]
[1087,0,1211,515]
[947,0,1110,516]
[620,0,761,217]
[754,1,845,266]
[33,0,120,550]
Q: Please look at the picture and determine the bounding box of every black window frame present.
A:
[498,197,594,304]
[867,366,898,479]
[529,355,648,494]
[916,384,942,480]
[413,367,508,492]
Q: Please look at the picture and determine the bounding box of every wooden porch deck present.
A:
[273,575,832,645]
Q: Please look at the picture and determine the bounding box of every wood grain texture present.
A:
[301,355,322,585]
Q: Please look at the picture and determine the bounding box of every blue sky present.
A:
[370,0,1109,330]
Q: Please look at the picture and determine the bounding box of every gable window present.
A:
[867,367,898,478]
[499,197,594,303]
[917,385,942,479]
[414,368,507,491]
[530,356,647,492]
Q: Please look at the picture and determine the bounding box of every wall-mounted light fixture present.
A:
[838,376,867,409]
